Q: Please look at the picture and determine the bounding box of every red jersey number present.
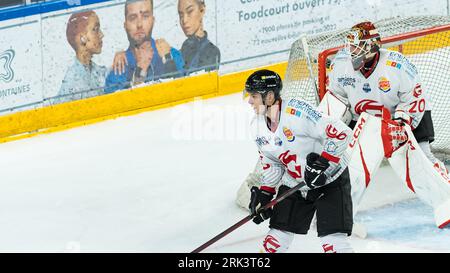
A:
[409,99,425,113]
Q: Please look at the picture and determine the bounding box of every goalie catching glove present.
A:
[249,186,275,224]
[305,153,330,189]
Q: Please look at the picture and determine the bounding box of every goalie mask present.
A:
[244,69,282,105]
[346,21,381,71]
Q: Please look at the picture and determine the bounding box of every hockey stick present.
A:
[191,181,306,253]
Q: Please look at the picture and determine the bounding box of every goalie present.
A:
[326,21,450,228]
[330,21,447,174]
[237,21,450,229]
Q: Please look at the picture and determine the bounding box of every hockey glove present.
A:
[249,186,274,224]
[304,153,330,189]
[393,111,412,127]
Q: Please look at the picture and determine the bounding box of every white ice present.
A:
[0,93,448,253]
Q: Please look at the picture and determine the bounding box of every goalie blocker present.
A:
[319,91,450,228]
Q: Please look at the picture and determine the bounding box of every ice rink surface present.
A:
[0,93,448,253]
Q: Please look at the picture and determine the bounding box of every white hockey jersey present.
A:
[327,48,429,129]
[251,99,352,191]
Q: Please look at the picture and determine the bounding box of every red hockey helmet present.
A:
[346,21,381,70]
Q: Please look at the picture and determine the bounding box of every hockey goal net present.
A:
[281,15,450,160]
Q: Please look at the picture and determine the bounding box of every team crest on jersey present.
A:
[274,137,283,146]
[362,83,371,93]
[378,77,391,92]
[286,107,302,118]
[283,127,295,142]
[386,60,402,69]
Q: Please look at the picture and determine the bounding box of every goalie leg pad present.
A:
[388,126,450,228]
[435,199,450,229]
[235,179,252,211]
[345,113,386,214]
[235,161,262,210]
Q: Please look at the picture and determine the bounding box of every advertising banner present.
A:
[40,0,219,104]
[217,0,448,74]
[0,16,44,112]
[0,0,448,113]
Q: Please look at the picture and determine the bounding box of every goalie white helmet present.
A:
[346,21,381,71]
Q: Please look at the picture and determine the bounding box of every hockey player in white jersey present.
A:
[324,21,450,228]
[328,21,446,173]
[245,70,354,253]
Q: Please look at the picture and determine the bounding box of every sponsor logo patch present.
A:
[326,125,347,140]
[325,141,337,154]
[287,99,322,122]
[274,137,283,146]
[337,76,356,88]
[283,127,295,142]
[0,49,15,83]
[386,60,402,69]
[286,107,302,117]
[354,99,384,116]
[362,83,371,93]
[388,51,417,78]
[378,77,391,92]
